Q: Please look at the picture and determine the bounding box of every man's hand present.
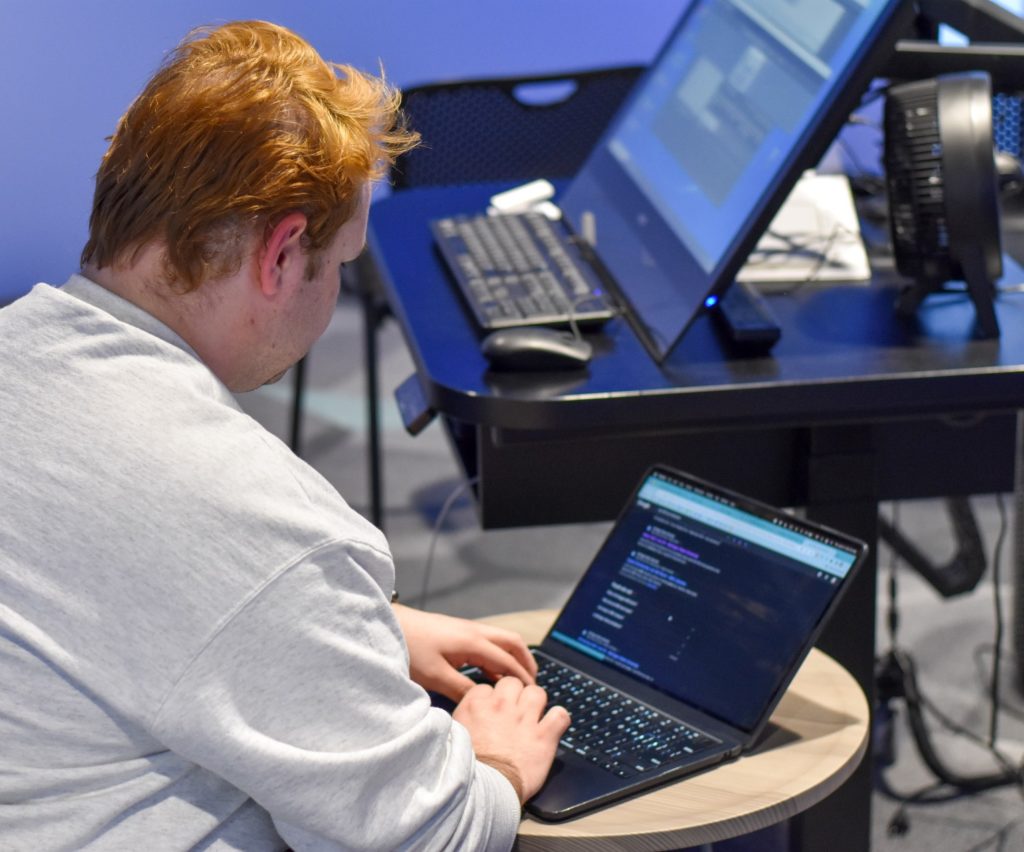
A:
[392,603,538,701]
[453,677,570,804]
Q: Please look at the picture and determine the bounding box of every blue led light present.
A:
[704,294,718,309]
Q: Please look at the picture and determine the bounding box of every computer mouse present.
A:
[480,327,593,371]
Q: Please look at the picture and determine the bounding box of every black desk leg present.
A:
[361,285,385,531]
[790,425,879,852]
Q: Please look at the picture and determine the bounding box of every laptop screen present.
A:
[547,467,863,732]
[559,0,907,361]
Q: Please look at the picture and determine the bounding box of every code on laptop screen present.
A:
[549,469,859,732]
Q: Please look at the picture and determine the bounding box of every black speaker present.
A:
[884,72,1002,336]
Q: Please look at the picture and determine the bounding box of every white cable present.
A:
[417,475,481,609]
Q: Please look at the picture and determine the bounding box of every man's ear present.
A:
[258,211,309,297]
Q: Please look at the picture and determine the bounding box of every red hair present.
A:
[81,20,418,290]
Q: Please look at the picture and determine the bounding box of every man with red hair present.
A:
[0,20,567,850]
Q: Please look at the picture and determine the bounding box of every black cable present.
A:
[989,494,1007,747]
[883,780,949,837]
[876,499,1023,841]
[888,502,901,646]
[874,504,902,773]
[973,643,1024,723]
[915,684,1020,780]
[891,495,1018,785]
[881,784,1024,848]
[894,647,1021,793]
[876,776,972,807]
[961,815,1024,852]
[878,651,1021,837]
[745,221,854,296]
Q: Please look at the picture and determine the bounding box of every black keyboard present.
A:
[430,212,616,330]
[535,656,719,778]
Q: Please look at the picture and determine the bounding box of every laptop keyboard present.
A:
[535,656,720,778]
[430,212,615,330]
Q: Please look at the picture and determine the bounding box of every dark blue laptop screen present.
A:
[548,469,859,732]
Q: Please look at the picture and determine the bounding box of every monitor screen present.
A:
[560,0,909,361]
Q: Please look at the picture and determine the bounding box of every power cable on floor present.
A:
[989,494,1008,747]
[876,499,1024,839]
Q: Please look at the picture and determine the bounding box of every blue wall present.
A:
[7,1,1023,305]
[0,0,686,303]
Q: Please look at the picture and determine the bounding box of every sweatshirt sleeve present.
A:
[149,541,521,851]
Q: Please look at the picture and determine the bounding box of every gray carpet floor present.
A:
[238,298,1024,851]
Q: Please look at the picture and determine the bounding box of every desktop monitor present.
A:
[559,0,914,362]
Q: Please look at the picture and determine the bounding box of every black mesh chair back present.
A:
[994,91,1023,158]
[392,66,645,189]
[292,66,645,529]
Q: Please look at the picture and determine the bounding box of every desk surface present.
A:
[369,183,1024,434]
[482,610,868,852]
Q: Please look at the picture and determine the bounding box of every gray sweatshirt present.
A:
[0,276,519,850]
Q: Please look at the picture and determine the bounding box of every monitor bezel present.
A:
[538,462,869,738]
[559,0,917,364]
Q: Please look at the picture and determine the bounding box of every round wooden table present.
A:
[478,610,869,852]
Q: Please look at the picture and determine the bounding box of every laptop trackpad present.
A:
[527,749,628,822]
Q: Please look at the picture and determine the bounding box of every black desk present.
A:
[369,181,1024,851]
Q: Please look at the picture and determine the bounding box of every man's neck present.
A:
[84,246,181,326]
[82,245,253,391]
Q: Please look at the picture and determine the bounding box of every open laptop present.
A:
[513,464,867,821]
[432,0,913,362]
